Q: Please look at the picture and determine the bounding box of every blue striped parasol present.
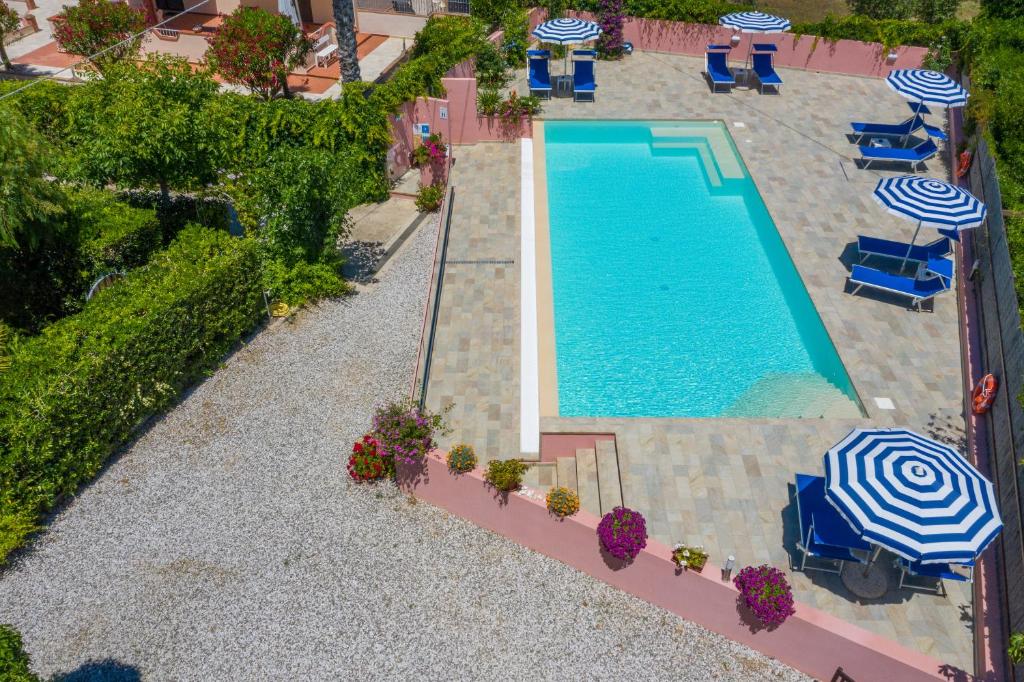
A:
[532,18,602,45]
[718,11,791,33]
[887,69,969,109]
[532,18,602,75]
[824,428,1002,564]
[719,12,790,80]
[874,176,986,267]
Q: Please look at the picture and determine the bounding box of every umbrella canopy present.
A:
[874,176,987,232]
[886,69,969,109]
[824,428,1002,564]
[718,11,791,33]
[532,18,602,45]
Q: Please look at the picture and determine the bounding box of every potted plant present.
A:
[446,443,477,473]
[546,486,580,517]
[484,458,529,492]
[347,434,392,481]
[671,543,708,572]
[733,564,796,627]
[597,506,647,562]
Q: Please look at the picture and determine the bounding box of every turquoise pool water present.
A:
[544,120,862,418]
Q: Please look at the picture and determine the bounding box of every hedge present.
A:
[0,225,263,562]
[0,626,38,682]
[69,188,163,279]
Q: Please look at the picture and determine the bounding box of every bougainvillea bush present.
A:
[205,6,311,99]
[733,564,796,627]
[347,434,392,481]
[411,133,448,167]
[371,401,448,466]
[596,0,625,58]
[597,506,647,561]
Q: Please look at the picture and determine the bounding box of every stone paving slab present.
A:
[424,51,972,671]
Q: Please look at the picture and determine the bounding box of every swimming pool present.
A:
[543,120,862,418]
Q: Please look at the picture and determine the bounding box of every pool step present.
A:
[650,140,722,187]
[721,373,862,419]
[548,442,624,517]
[650,124,745,179]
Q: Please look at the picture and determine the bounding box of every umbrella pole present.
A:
[901,99,925,147]
[899,220,923,272]
[862,545,882,577]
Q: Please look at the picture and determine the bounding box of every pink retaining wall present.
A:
[544,10,927,78]
[399,451,969,682]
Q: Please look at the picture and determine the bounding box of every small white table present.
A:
[553,74,573,98]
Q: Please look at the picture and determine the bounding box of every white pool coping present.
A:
[520,138,540,455]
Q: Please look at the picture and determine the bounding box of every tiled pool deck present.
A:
[423,52,974,671]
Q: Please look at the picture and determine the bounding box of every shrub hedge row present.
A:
[0,225,263,560]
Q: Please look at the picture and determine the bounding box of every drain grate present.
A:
[446,259,515,265]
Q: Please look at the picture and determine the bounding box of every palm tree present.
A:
[331,0,361,82]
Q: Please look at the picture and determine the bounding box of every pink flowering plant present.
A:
[596,0,625,59]
[371,401,449,467]
[412,133,448,168]
[597,506,647,562]
[733,564,796,627]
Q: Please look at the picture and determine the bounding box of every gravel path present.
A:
[0,215,809,681]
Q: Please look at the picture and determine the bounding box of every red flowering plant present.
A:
[52,0,146,72]
[733,564,796,628]
[205,7,311,100]
[597,506,647,562]
[347,434,392,481]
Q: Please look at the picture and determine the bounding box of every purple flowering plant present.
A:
[597,506,647,561]
[371,401,450,467]
[733,564,796,627]
[596,0,625,59]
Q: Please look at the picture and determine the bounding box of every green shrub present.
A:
[69,188,162,278]
[484,458,528,491]
[792,14,968,51]
[0,225,263,563]
[446,444,478,473]
[500,8,529,68]
[571,0,750,24]
[475,41,511,88]
[477,88,502,115]
[416,183,446,212]
[0,625,39,682]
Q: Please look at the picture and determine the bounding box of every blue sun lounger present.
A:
[857,235,954,264]
[859,138,938,171]
[704,47,735,93]
[850,116,947,142]
[849,263,951,310]
[794,474,871,574]
[573,59,596,102]
[528,50,552,99]
[751,51,782,94]
[897,558,974,597]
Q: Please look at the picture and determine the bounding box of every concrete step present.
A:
[521,462,557,491]
[595,440,623,513]
[556,456,578,492]
[575,448,601,516]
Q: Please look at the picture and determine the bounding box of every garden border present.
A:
[398,450,963,682]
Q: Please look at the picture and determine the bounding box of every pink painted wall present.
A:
[547,10,927,78]
[398,451,969,682]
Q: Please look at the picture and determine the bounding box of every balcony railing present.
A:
[355,0,469,16]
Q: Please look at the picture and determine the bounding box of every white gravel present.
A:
[0,215,809,681]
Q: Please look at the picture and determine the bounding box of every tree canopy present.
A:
[52,0,147,71]
[64,55,224,200]
[205,7,311,99]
